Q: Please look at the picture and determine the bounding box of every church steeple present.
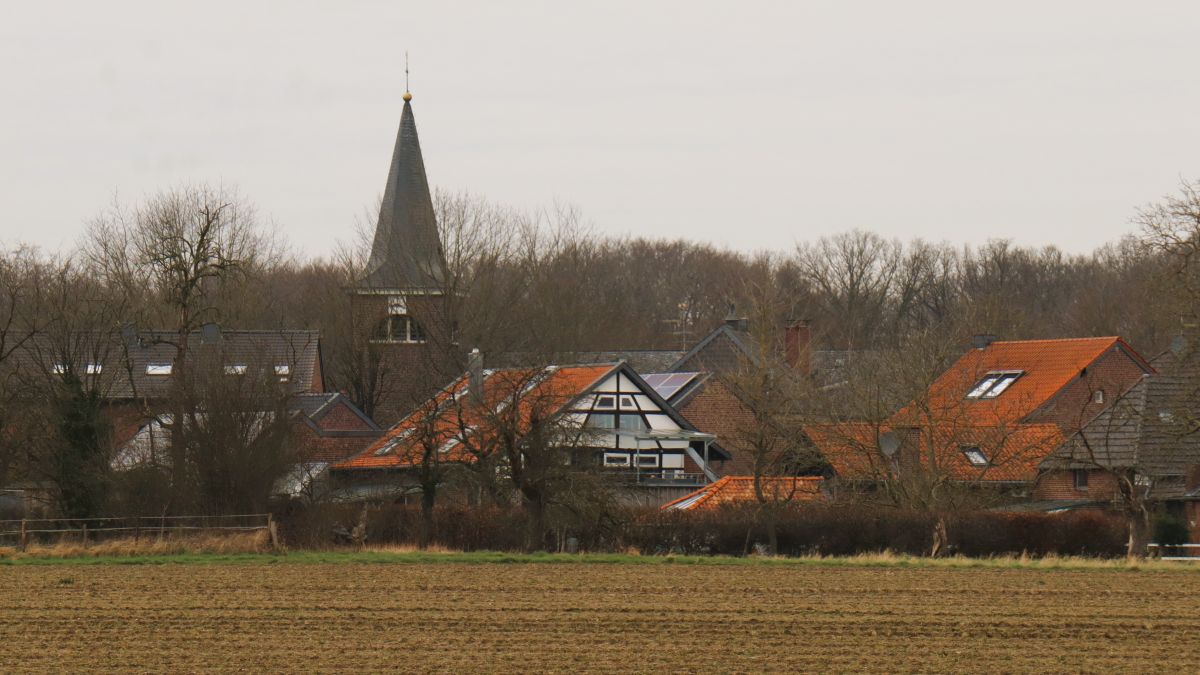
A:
[359,91,447,292]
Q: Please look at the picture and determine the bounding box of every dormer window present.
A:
[1092,390,1105,404]
[962,446,989,466]
[966,371,1023,399]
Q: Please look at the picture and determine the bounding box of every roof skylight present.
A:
[962,447,989,466]
[966,371,1023,399]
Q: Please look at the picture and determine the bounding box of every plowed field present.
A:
[1,561,1197,672]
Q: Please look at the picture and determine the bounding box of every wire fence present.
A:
[0,513,276,551]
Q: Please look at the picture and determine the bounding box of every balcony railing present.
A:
[605,469,709,486]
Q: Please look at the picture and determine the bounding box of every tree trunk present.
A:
[1126,508,1151,561]
[524,497,545,553]
[764,508,779,556]
[930,516,948,558]
[418,484,436,550]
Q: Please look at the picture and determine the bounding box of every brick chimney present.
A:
[971,334,997,350]
[784,320,811,375]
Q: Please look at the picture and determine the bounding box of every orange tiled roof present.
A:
[804,421,1063,483]
[333,364,614,471]
[803,423,891,479]
[806,338,1143,485]
[895,337,1143,427]
[662,476,824,511]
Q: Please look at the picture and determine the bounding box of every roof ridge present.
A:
[990,336,1118,345]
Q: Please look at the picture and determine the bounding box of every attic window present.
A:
[594,395,617,410]
[1092,390,1105,404]
[966,371,1023,399]
[146,363,172,376]
[961,446,989,466]
[374,428,414,456]
[225,365,248,376]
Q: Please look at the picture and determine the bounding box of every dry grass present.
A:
[0,531,270,560]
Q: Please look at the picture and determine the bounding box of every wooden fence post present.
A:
[267,513,280,550]
[18,519,27,552]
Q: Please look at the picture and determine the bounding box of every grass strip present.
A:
[3,548,1200,572]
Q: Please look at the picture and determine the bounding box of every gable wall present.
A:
[314,400,375,432]
[1029,346,1150,433]
[677,379,755,476]
[1033,468,1121,501]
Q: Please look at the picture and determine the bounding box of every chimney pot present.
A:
[972,334,997,350]
[468,348,484,403]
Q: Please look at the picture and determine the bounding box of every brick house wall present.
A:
[1033,468,1121,501]
[677,379,756,476]
[1031,345,1150,433]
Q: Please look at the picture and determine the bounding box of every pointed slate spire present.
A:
[360,93,447,291]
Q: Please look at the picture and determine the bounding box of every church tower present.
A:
[350,89,454,424]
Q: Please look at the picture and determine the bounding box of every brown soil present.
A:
[1,562,1196,672]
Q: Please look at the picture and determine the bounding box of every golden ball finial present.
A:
[403,91,412,102]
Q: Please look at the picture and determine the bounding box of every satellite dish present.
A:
[878,431,900,458]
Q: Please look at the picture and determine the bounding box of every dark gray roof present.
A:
[490,350,686,374]
[566,350,686,373]
[359,97,447,292]
[10,329,322,400]
[291,392,380,431]
[1046,343,1200,490]
[670,325,760,374]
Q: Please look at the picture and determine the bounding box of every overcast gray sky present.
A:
[2,1,1198,257]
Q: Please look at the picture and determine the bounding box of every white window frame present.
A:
[85,363,102,375]
[962,447,988,466]
[634,454,659,468]
[603,453,630,467]
[967,371,1024,399]
[594,395,617,410]
[225,365,248,376]
[146,363,172,376]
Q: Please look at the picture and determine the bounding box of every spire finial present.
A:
[403,52,412,102]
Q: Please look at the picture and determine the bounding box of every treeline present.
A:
[2,181,1199,524]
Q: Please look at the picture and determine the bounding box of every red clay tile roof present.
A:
[813,337,1146,485]
[803,423,890,479]
[333,364,614,471]
[804,421,1064,483]
[895,337,1145,428]
[662,476,824,511]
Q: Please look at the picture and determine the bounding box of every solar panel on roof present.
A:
[642,372,700,401]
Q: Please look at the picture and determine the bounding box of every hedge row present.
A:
[276,502,1130,558]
